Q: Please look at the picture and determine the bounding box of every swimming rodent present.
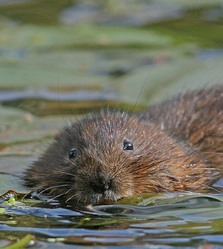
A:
[23,86,223,206]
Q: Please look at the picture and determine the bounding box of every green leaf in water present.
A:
[2,234,35,249]
[0,207,6,214]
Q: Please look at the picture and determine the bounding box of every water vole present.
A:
[23,86,223,206]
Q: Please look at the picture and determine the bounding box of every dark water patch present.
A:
[0,0,73,24]
[1,88,145,116]
[0,88,117,116]
[148,8,223,48]
[2,98,126,116]
[0,88,118,102]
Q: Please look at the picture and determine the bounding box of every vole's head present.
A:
[24,110,187,206]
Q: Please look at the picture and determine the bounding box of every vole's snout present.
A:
[90,177,113,194]
[84,170,121,203]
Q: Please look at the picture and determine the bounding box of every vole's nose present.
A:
[90,176,113,194]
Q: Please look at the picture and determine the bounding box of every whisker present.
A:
[38,184,70,195]
[65,192,77,203]
[46,188,73,203]
[47,193,65,203]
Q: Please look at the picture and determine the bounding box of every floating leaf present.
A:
[2,234,35,249]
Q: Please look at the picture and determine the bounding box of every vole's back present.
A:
[141,86,223,155]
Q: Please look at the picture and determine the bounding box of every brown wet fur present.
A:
[23,86,223,206]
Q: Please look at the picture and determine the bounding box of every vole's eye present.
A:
[69,148,77,159]
[123,140,133,150]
